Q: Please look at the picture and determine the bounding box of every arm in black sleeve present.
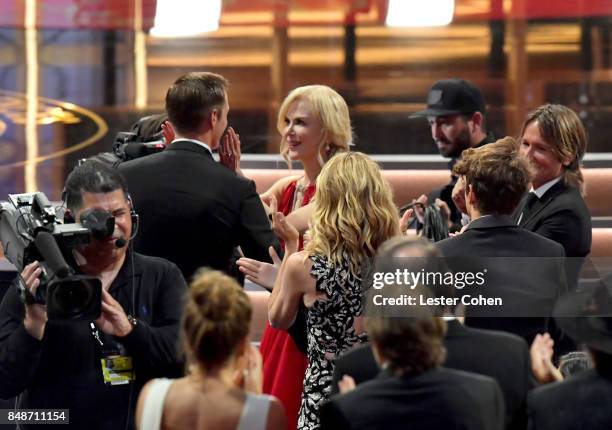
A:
[119,261,187,378]
[237,179,281,264]
[0,286,44,399]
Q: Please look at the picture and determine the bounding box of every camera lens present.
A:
[50,279,95,318]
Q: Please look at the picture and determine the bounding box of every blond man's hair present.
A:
[520,104,588,194]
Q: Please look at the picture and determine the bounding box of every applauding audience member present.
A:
[528,276,612,430]
[332,236,530,430]
[321,282,505,430]
[136,270,285,430]
[268,152,399,429]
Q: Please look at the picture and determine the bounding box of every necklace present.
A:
[292,178,310,211]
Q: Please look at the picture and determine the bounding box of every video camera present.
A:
[0,192,110,321]
[112,114,167,161]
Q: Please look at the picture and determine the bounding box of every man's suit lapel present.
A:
[519,181,566,228]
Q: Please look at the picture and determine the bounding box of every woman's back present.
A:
[139,377,283,430]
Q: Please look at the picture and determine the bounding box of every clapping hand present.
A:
[237,246,282,291]
[269,196,299,254]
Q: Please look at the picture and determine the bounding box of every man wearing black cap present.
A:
[411,78,496,228]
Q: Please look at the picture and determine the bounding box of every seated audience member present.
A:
[0,161,187,430]
[435,137,567,344]
[528,276,612,429]
[409,78,496,229]
[136,270,285,430]
[268,152,399,429]
[332,236,530,430]
[320,283,505,430]
[119,72,278,282]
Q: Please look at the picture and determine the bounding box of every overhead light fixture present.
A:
[386,0,455,28]
[150,0,221,37]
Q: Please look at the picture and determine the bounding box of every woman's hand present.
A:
[270,196,299,254]
[233,345,264,394]
[237,247,282,291]
[219,127,242,174]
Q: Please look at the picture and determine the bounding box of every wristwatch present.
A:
[126,315,138,327]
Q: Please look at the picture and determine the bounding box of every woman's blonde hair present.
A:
[520,104,588,193]
[182,270,252,372]
[277,85,352,166]
[305,152,399,277]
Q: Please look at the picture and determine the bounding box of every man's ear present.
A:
[466,183,477,207]
[210,108,219,128]
[204,109,219,131]
[469,112,484,133]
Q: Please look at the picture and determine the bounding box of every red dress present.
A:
[260,180,315,430]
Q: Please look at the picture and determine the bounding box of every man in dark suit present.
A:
[321,282,505,430]
[528,276,612,430]
[332,236,530,430]
[333,325,530,430]
[119,72,278,282]
[435,137,567,343]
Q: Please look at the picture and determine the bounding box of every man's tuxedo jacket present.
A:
[513,181,591,289]
[528,368,612,430]
[331,321,530,430]
[513,181,591,259]
[435,215,567,342]
[119,140,278,281]
[321,367,504,430]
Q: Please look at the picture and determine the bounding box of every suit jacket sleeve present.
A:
[0,285,45,399]
[320,398,353,430]
[119,262,187,377]
[236,179,281,264]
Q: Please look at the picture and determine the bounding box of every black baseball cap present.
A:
[410,78,486,118]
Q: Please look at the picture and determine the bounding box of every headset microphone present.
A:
[115,238,127,248]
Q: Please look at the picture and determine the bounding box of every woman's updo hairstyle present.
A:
[182,270,252,371]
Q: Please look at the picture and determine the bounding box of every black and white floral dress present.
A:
[297,253,367,430]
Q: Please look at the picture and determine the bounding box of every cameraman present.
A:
[0,161,187,429]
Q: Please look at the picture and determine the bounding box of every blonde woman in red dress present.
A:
[237,85,352,429]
